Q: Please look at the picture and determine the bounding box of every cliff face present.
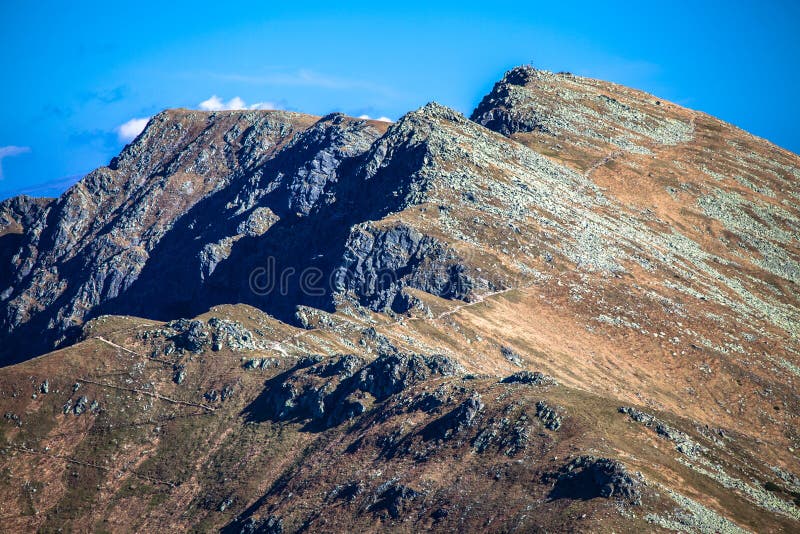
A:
[0,67,799,532]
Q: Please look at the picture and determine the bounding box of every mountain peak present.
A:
[500,64,539,85]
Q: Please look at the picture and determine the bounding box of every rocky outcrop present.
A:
[421,393,484,441]
[500,371,557,386]
[0,195,52,237]
[334,223,474,312]
[471,66,551,136]
[535,400,563,431]
[367,480,421,519]
[619,406,706,458]
[0,110,319,362]
[140,316,268,354]
[472,412,531,456]
[355,352,463,400]
[253,351,462,429]
[547,456,641,504]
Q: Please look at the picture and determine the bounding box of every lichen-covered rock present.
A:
[328,480,365,503]
[500,346,523,367]
[472,414,530,456]
[356,352,463,400]
[173,365,186,385]
[168,319,210,353]
[314,354,365,379]
[207,317,264,351]
[367,479,421,519]
[334,223,474,312]
[237,515,283,534]
[619,406,706,458]
[255,351,461,429]
[535,400,563,431]
[422,393,484,441]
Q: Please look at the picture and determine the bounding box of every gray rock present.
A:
[422,393,484,441]
[535,400,563,431]
[368,479,421,519]
[356,352,463,400]
[73,396,88,415]
[335,224,474,313]
[328,480,365,503]
[500,371,557,386]
[169,320,210,353]
[260,351,462,429]
[619,406,705,458]
[173,365,186,385]
[3,412,21,425]
[547,456,641,505]
[243,358,263,370]
[473,413,530,456]
[500,346,523,367]
[238,515,283,534]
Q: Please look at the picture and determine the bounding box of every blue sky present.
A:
[1,1,798,199]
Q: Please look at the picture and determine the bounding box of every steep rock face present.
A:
[87,112,386,325]
[0,195,52,237]
[334,223,473,312]
[0,110,319,362]
[0,195,52,300]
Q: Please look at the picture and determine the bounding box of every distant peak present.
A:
[413,102,466,123]
[502,65,539,86]
[319,112,348,124]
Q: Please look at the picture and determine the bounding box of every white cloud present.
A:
[249,101,277,110]
[199,95,276,111]
[0,145,31,180]
[116,117,150,143]
[358,114,393,122]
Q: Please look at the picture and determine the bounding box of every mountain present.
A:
[0,66,798,532]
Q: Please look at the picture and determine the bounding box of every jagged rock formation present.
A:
[0,195,52,302]
[1,66,799,532]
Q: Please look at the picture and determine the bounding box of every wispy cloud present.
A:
[116,117,150,143]
[194,68,398,98]
[358,114,393,123]
[0,146,31,180]
[198,95,276,111]
[0,174,83,200]
[80,85,130,105]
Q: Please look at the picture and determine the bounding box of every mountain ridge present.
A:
[0,66,799,532]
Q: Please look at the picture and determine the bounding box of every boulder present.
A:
[547,456,641,505]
